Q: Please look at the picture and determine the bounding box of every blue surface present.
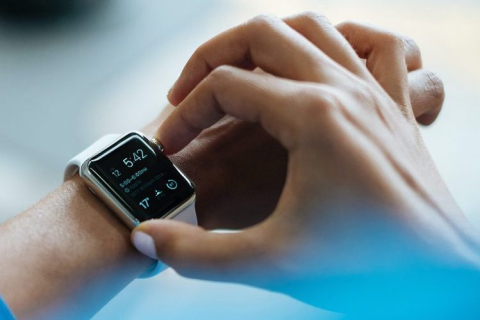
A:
[0,297,15,320]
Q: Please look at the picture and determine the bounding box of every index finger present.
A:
[168,14,337,106]
[157,66,326,154]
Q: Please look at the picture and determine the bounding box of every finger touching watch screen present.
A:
[88,132,195,222]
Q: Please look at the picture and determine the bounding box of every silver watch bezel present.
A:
[78,131,196,230]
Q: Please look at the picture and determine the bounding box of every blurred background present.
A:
[0,0,479,318]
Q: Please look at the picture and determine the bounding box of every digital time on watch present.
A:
[64,131,197,230]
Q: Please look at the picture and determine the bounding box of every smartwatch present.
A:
[64,131,197,229]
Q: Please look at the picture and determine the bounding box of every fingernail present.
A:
[167,84,175,98]
[132,231,157,260]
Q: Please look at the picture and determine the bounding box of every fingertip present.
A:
[137,220,214,270]
[154,125,183,155]
[167,89,180,107]
[132,220,179,259]
[159,138,185,155]
[167,76,188,106]
[416,112,440,126]
[169,73,198,107]
[135,219,181,237]
[133,219,168,239]
[408,69,445,126]
[132,220,198,264]
[136,219,201,247]
[131,230,158,260]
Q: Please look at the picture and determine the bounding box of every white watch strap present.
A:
[173,201,198,225]
[64,134,120,181]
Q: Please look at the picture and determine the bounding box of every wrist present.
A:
[0,176,152,318]
[57,174,153,271]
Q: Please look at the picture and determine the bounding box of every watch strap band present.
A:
[64,134,121,181]
[172,201,197,225]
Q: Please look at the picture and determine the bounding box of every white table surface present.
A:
[1,0,479,318]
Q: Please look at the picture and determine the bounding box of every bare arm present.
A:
[0,175,152,319]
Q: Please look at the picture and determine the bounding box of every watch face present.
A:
[88,132,195,223]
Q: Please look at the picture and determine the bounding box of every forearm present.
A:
[0,103,286,318]
[0,175,152,319]
[0,107,210,319]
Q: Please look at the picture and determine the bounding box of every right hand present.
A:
[134,13,477,316]
[142,15,446,232]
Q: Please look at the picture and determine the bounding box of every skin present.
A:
[162,17,447,232]
[132,13,480,317]
[0,13,448,319]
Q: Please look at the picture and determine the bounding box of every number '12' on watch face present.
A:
[87,133,195,222]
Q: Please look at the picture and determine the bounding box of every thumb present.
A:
[408,69,445,125]
[131,220,271,282]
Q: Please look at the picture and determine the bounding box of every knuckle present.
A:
[209,65,236,81]
[301,87,340,125]
[191,43,211,68]
[335,20,361,34]
[423,71,445,104]
[191,46,204,63]
[205,65,238,92]
[354,81,387,114]
[287,86,346,147]
[381,32,405,51]
[297,11,331,26]
[404,36,421,57]
[249,14,282,29]
[355,80,379,102]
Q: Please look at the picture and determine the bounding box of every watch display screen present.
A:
[88,133,195,222]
